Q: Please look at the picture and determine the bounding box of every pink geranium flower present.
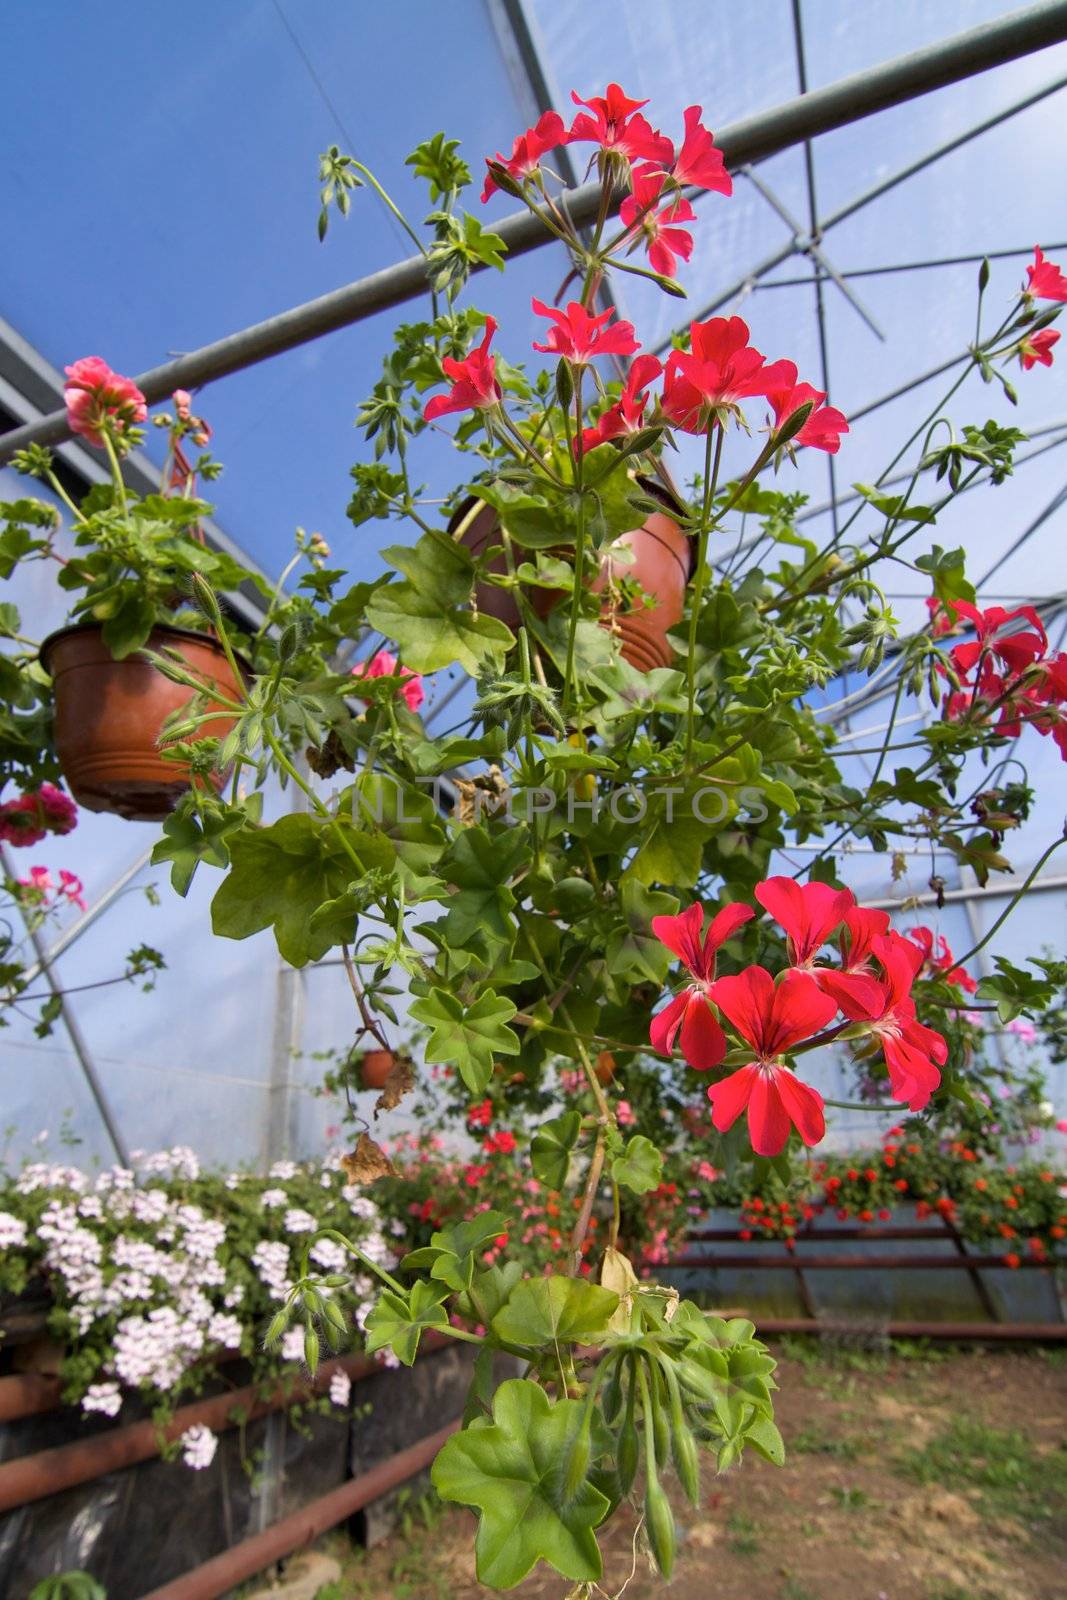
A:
[566,85,674,167]
[705,967,837,1157]
[18,866,54,897]
[423,318,501,421]
[531,299,640,366]
[63,357,147,448]
[1025,246,1067,302]
[661,316,795,434]
[649,900,754,1070]
[481,110,567,202]
[0,785,78,847]
[58,870,87,912]
[351,649,424,713]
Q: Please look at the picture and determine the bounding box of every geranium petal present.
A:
[745,1069,792,1157]
[707,966,776,1052]
[652,902,706,975]
[679,996,727,1071]
[767,969,838,1053]
[649,989,689,1056]
[706,1063,757,1132]
[773,1070,826,1148]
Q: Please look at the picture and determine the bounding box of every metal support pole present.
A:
[1,846,130,1166]
[4,1,1067,461]
[658,63,1067,350]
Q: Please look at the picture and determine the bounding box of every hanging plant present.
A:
[0,82,1065,1590]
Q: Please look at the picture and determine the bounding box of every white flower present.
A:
[1040,1100,1055,1121]
[310,1238,347,1273]
[281,1327,306,1363]
[81,1382,122,1418]
[283,1208,317,1234]
[269,1160,299,1180]
[251,1241,291,1301]
[260,1188,287,1208]
[0,1211,28,1248]
[328,1370,351,1407]
[180,1423,218,1470]
[207,1312,243,1349]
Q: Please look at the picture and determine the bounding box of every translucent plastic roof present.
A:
[1,1,1065,1168]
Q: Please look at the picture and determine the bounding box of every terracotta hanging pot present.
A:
[360,1049,396,1091]
[39,622,248,822]
[450,475,691,673]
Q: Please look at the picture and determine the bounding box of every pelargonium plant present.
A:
[1,81,1066,1589]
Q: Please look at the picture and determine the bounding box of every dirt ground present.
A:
[311,1340,1067,1600]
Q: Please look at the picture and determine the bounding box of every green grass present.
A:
[896,1417,1067,1528]
[829,1484,870,1511]
[789,1423,865,1460]
[726,1510,761,1555]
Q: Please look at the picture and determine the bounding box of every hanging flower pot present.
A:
[360,1049,396,1091]
[450,476,691,674]
[39,623,247,822]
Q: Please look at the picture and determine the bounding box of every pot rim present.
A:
[40,620,252,679]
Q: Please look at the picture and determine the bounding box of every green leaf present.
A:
[363,1279,451,1366]
[530,1111,581,1189]
[611,1135,664,1196]
[745,1414,785,1466]
[210,815,385,966]
[914,545,976,607]
[408,988,520,1094]
[151,796,256,896]
[432,1379,610,1588]
[491,1276,619,1348]
[604,881,679,983]
[854,484,937,525]
[402,1212,511,1294]
[366,580,514,674]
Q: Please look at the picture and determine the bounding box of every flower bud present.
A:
[644,1475,676,1578]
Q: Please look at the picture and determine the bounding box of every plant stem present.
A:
[562,369,586,721]
[952,831,1067,969]
[685,427,724,759]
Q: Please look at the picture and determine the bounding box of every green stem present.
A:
[952,831,1067,969]
[685,427,724,759]
[101,429,129,518]
[562,369,587,721]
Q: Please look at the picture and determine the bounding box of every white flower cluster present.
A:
[180,1423,218,1470]
[0,1145,397,1469]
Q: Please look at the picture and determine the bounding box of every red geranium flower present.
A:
[705,967,837,1157]
[1019,328,1060,370]
[661,316,795,434]
[766,376,849,454]
[619,165,696,279]
[566,85,674,167]
[649,900,754,1070]
[945,600,1047,679]
[841,932,948,1111]
[579,353,662,453]
[63,357,147,449]
[481,110,567,203]
[905,926,977,994]
[484,1130,516,1155]
[531,298,640,366]
[1025,246,1067,302]
[755,876,884,1016]
[670,105,732,195]
[423,317,501,420]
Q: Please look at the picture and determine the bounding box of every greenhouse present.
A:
[1,2,1066,1597]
